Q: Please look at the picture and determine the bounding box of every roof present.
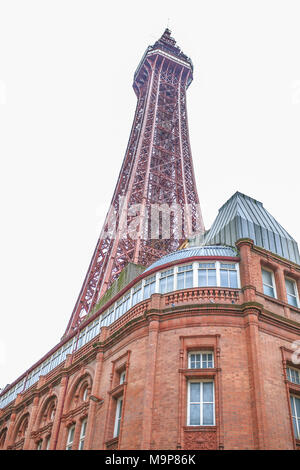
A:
[205,192,300,264]
[144,245,238,272]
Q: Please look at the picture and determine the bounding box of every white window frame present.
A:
[198,262,217,287]
[78,419,87,450]
[287,367,300,385]
[219,262,240,289]
[113,397,123,438]
[159,268,174,294]
[261,267,277,298]
[176,264,194,290]
[188,351,214,369]
[120,371,126,384]
[187,380,215,426]
[82,387,88,401]
[143,275,156,299]
[285,277,299,308]
[290,395,300,440]
[45,436,50,450]
[66,424,75,450]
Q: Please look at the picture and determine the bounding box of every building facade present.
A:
[0,31,299,451]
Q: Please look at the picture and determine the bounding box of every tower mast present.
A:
[64,29,204,336]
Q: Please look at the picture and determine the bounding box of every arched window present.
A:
[14,414,29,448]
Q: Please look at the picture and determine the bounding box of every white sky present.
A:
[0,0,300,389]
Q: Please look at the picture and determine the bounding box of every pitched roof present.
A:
[205,192,300,264]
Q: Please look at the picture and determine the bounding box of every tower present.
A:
[1,29,300,452]
[64,29,204,336]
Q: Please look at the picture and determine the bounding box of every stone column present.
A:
[84,348,104,449]
[50,354,72,450]
[140,315,159,449]
[244,306,267,449]
[23,394,40,450]
[236,239,256,302]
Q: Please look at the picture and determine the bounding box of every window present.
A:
[78,419,87,450]
[262,268,276,298]
[159,269,174,294]
[49,406,55,421]
[132,284,142,306]
[143,276,156,299]
[290,395,300,439]
[66,425,75,450]
[198,263,217,287]
[113,397,123,438]
[82,387,88,401]
[285,278,299,308]
[189,352,214,369]
[116,294,131,319]
[37,439,43,450]
[187,381,215,426]
[177,265,193,290]
[220,263,238,288]
[45,436,50,450]
[287,367,300,385]
[120,371,126,384]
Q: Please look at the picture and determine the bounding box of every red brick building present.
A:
[0,31,299,451]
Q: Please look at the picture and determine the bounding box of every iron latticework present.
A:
[64,29,204,336]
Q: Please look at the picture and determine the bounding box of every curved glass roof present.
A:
[144,245,239,273]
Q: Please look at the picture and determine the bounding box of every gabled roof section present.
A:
[205,192,300,264]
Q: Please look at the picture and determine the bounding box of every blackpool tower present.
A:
[64,29,205,336]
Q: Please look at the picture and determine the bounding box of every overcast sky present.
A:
[0,0,300,389]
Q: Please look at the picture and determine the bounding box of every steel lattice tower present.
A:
[64,29,204,336]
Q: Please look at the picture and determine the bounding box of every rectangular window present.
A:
[120,371,126,384]
[177,265,193,290]
[220,263,238,288]
[262,268,276,298]
[132,284,142,306]
[188,381,215,426]
[189,352,214,369]
[78,419,87,450]
[285,278,299,308]
[77,330,86,349]
[198,263,217,287]
[159,269,174,294]
[287,367,300,385]
[45,436,50,450]
[143,276,156,299]
[66,425,75,450]
[290,395,300,439]
[101,306,114,328]
[113,397,123,438]
[37,440,43,450]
